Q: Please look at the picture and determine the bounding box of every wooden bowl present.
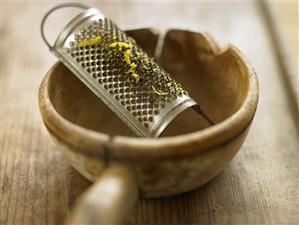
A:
[38,29,258,224]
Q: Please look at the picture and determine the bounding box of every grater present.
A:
[41,3,213,138]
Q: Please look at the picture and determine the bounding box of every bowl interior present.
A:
[47,30,249,137]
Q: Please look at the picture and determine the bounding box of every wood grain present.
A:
[259,0,299,120]
[1,1,298,225]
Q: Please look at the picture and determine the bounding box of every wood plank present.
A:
[1,1,298,225]
[260,0,299,118]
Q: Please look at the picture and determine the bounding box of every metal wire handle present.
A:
[40,3,89,49]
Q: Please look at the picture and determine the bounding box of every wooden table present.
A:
[1,1,298,225]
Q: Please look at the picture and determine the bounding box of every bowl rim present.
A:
[38,32,259,162]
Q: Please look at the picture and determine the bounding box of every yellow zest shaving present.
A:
[175,87,184,92]
[124,49,131,64]
[128,63,140,82]
[152,86,168,96]
[78,36,102,47]
[130,63,137,69]
[131,73,140,82]
[109,41,140,82]
[109,42,133,50]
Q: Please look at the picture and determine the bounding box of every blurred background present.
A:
[1,1,298,225]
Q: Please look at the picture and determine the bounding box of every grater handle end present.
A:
[40,3,89,49]
[67,164,138,225]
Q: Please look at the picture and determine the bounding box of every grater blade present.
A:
[41,6,213,138]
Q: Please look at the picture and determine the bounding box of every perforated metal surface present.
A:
[52,8,198,137]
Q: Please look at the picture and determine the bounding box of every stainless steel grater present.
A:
[41,3,213,138]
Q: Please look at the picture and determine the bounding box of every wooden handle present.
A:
[66,165,138,225]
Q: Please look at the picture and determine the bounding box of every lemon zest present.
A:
[128,65,140,82]
[152,86,168,96]
[131,73,140,82]
[124,49,131,64]
[130,63,137,69]
[78,36,102,47]
[108,41,140,82]
[109,41,133,49]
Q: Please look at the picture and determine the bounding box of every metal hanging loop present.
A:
[40,3,89,49]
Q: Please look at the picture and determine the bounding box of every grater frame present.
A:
[41,4,212,138]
